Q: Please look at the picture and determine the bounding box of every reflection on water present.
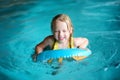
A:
[0,0,120,80]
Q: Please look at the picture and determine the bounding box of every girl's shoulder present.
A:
[73,37,88,46]
[44,35,54,41]
[44,35,55,49]
[73,37,88,41]
[43,35,55,45]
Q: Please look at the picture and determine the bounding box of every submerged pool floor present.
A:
[0,0,120,80]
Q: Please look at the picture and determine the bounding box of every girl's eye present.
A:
[55,31,58,32]
[63,30,66,32]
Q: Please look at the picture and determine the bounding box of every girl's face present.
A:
[53,20,71,43]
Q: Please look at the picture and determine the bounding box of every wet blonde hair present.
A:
[51,14,73,35]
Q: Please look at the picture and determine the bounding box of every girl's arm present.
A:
[32,35,54,62]
[74,38,89,49]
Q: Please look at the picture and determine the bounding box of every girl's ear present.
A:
[70,28,73,34]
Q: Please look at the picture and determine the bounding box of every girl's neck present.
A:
[57,40,69,49]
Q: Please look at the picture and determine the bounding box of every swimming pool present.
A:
[0,0,120,80]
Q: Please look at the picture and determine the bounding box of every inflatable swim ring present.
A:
[37,48,92,62]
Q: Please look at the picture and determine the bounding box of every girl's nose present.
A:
[59,31,63,36]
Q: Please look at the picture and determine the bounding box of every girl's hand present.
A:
[32,53,38,62]
[78,46,89,51]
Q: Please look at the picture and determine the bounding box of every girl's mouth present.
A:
[59,37,65,40]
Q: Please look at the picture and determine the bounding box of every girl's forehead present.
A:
[54,21,68,29]
[55,20,67,26]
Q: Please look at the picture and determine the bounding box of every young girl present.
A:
[32,14,89,63]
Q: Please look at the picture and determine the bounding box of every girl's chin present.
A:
[57,39,65,43]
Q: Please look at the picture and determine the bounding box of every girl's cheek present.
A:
[54,33,58,39]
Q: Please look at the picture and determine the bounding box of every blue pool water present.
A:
[0,0,120,80]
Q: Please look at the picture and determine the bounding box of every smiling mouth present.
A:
[59,37,64,40]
